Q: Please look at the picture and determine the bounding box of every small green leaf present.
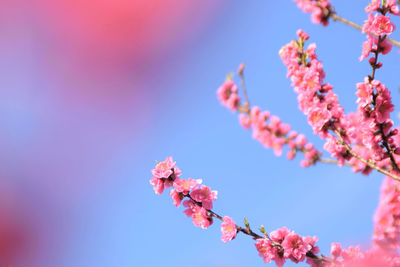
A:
[259,225,266,234]
[244,217,250,228]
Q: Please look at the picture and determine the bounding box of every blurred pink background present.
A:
[0,0,225,265]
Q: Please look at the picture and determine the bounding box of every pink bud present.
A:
[288,140,296,149]
[296,134,307,147]
[296,29,309,40]
[238,114,251,129]
[261,111,271,120]
[305,143,314,150]
[300,160,310,168]
[237,63,245,75]
[287,150,296,160]
[289,131,298,139]
[368,57,376,65]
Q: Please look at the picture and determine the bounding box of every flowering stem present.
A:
[369,35,400,174]
[185,194,262,239]
[239,71,250,107]
[186,191,330,263]
[330,13,400,47]
[334,129,400,181]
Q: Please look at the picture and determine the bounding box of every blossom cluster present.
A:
[255,227,319,266]
[328,243,400,267]
[217,78,321,167]
[279,30,350,165]
[150,157,237,242]
[293,0,332,26]
[150,157,216,229]
[360,0,397,61]
[255,227,400,267]
[353,78,398,162]
[373,176,400,251]
[217,79,241,112]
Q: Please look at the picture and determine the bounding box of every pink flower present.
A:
[255,238,275,264]
[300,159,310,167]
[307,105,331,134]
[255,238,285,267]
[217,80,241,111]
[373,177,400,251]
[362,13,375,34]
[356,80,373,106]
[323,134,347,165]
[173,178,202,194]
[237,63,245,74]
[387,0,400,15]
[303,236,319,254]
[220,216,237,242]
[150,157,182,194]
[371,15,395,35]
[295,134,307,147]
[281,232,309,262]
[183,200,212,229]
[296,29,309,40]
[238,113,251,129]
[359,35,373,61]
[170,189,183,207]
[374,88,394,123]
[151,156,181,180]
[331,242,342,259]
[378,37,393,55]
[365,0,380,13]
[270,227,290,243]
[341,245,363,261]
[191,185,218,209]
[293,0,331,26]
[149,176,165,195]
[287,150,296,160]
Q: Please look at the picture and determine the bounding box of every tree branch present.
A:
[334,129,400,181]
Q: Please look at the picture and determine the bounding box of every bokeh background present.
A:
[0,0,399,266]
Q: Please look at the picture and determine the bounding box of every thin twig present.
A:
[334,129,400,181]
[185,193,330,263]
[239,68,250,107]
[238,105,349,167]
[318,157,349,165]
[330,13,400,48]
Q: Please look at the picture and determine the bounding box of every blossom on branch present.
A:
[221,216,237,243]
[293,0,332,26]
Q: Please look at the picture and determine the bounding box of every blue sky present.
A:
[123,1,400,266]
